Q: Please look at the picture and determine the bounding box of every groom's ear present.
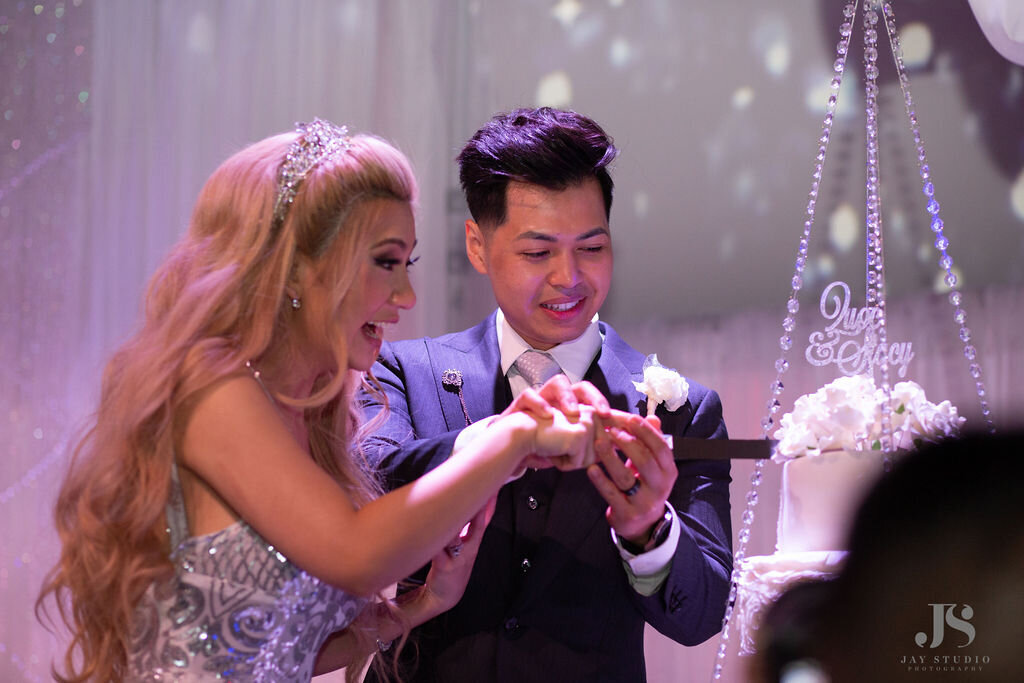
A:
[465,219,489,275]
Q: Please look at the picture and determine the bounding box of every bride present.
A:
[37,119,603,682]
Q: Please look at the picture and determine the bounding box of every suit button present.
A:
[527,495,538,510]
[504,617,519,634]
[521,558,531,572]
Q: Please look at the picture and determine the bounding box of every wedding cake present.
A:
[734,375,964,655]
[776,446,885,554]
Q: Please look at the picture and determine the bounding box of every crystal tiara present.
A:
[272,118,352,224]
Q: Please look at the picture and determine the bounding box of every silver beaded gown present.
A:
[126,463,368,681]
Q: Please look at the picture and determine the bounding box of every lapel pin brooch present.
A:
[441,368,473,426]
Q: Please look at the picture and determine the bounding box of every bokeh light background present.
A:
[2,1,1022,680]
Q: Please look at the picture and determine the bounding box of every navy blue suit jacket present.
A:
[361,313,732,682]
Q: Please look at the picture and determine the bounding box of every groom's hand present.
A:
[501,374,611,422]
[587,412,677,547]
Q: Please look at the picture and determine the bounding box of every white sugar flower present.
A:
[775,412,821,457]
[880,381,926,432]
[876,381,965,449]
[774,375,876,459]
[929,400,966,437]
[633,354,689,416]
[773,374,964,461]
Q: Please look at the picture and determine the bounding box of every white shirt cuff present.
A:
[612,503,680,576]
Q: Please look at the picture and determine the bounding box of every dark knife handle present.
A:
[669,437,777,460]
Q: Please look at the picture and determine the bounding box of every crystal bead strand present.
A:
[880,1,996,432]
[862,0,895,454]
[710,3,861,678]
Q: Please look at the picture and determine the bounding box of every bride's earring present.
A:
[290,296,302,310]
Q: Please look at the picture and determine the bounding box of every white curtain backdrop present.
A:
[2,1,1022,681]
[2,1,454,679]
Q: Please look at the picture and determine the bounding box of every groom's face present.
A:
[465,178,612,351]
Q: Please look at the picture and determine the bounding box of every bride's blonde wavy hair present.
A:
[36,130,418,682]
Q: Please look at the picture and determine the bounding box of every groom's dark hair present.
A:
[457,107,618,229]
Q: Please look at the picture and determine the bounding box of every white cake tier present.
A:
[734,551,847,656]
[776,448,887,553]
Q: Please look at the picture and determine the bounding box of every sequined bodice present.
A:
[127,468,368,681]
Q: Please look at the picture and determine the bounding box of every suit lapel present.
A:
[425,312,510,430]
[589,334,647,415]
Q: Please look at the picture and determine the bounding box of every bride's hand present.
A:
[528,405,603,471]
[420,497,496,613]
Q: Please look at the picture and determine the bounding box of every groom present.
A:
[362,107,732,682]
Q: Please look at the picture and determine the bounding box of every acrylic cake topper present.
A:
[805,280,915,378]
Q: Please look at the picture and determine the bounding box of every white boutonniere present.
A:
[633,354,689,416]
